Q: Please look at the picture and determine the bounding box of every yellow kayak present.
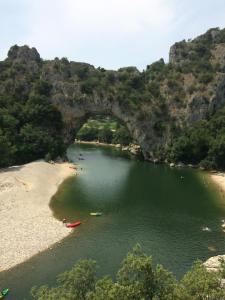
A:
[90,212,102,216]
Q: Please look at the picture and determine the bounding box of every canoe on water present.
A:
[90,212,102,216]
[66,221,81,228]
[0,289,9,299]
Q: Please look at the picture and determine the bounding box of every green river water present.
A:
[1,144,225,299]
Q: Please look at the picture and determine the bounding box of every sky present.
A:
[1,0,225,70]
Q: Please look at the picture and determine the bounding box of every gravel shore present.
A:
[0,161,76,272]
[203,172,225,270]
[210,172,225,193]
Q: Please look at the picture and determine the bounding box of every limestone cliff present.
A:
[1,27,225,161]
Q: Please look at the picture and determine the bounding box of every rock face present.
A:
[169,28,222,65]
[7,45,41,62]
[169,40,188,65]
[3,28,225,160]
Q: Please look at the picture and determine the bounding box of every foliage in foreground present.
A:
[31,245,225,300]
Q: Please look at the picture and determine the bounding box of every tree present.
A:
[31,260,97,300]
[117,244,156,299]
[0,132,16,167]
[209,134,225,169]
[112,126,131,145]
[98,127,113,143]
[34,80,52,96]
[81,78,99,94]
[31,245,225,300]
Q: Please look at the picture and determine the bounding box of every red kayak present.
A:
[66,221,81,228]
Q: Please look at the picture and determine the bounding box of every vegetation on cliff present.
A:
[0,58,65,167]
[167,106,225,169]
[31,245,225,300]
[1,28,225,167]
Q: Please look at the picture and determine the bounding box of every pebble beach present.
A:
[0,161,76,272]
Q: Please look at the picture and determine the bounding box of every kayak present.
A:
[90,212,102,216]
[0,288,9,299]
[66,221,81,228]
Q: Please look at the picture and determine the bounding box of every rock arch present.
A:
[54,96,151,157]
[7,42,225,161]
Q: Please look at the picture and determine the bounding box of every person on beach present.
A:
[62,218,67,224]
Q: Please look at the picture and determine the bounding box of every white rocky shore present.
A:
[0,161,76,272]
[204,255,225,272]
[202,172,225,273]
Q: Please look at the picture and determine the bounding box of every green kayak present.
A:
[0,288,9,299]
[90,212,102,216]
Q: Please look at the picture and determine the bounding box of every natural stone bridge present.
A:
[7,45,155,158]
[6,35,225,160]
[52,94,156,160]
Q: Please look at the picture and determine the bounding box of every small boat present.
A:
[0,288,9,299]
[66,221,81,228]
[202,226,211,232]
[90,212,102,216]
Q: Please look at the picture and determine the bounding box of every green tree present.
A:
[31,260,97,300]
[117,244,156,299]
[112,126,132,145]
[81,78,99,94]
[34,80,52,96]
[98,127,113,143]
[0,132,16,167]
[209,134,225,169]
[31,245,225,300]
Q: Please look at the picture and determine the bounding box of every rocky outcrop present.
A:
[169,28,222,65]
[169,40,188,65]
[204,255,225,272]
[212,44,225,72]
[122,144,141,156]
[7,45,41,63]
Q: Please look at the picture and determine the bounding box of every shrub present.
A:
[81,78,99,94]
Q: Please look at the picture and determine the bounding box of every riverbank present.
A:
[210,172,225,194]
[0,161,76,272]
[75,140,141,156]
[76,140,119,147]
[202,172,225,272]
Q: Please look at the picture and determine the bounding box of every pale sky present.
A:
[1,0,225,70]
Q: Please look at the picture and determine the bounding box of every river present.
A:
[1,143,225,299]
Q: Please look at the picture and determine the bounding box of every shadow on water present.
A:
[1,144,225,300]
